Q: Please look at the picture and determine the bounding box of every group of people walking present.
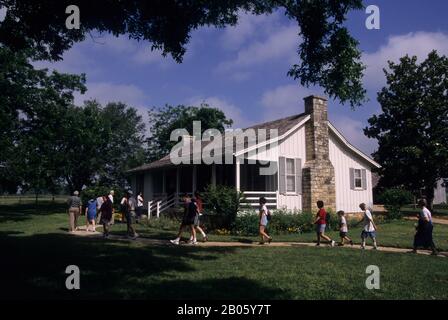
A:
[257,197,438,255]
[66,189,145,239]
[68,189,439,254]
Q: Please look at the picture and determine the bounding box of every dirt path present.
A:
[70,226,447,258]
[405,216,448,225]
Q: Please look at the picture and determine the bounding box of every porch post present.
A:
[162,169,166,195]
[235,158,241,191]
[192,165,197,193]
[176,167,180,204]
[211,164,216,187]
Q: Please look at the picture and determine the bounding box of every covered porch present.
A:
[132,159,279,217]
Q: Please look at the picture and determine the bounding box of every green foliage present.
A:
[379,188,413,220]
[80,185,126,209]
[234,210,315,235]
[203,185,244,229]
[147,104,233,161]
[365,51,448,208]
[1,0,365,106]
[146,216,180,231]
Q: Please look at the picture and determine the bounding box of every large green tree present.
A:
[0,46,87,195]
[0,0,365,106]
[147,104,233,162]
[365,51,448,208]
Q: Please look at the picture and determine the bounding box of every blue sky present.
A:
[34,0,448,156]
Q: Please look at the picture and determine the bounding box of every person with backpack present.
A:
[314,200,335,247]
[258,197,272,245]
[85,198,97,232]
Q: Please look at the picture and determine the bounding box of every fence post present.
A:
[156,201,161,219]
[148,201,152,220]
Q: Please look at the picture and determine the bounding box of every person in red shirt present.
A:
[314,200,335,247]
[190,191,208,242]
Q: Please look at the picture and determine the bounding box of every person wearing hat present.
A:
[67,191,82,232]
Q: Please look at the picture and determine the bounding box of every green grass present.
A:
[1,204,448,299]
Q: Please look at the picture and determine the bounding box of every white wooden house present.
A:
[434,180,447,204]
[128,95,381,215]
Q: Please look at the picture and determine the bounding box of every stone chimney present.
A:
[302,96,336,213]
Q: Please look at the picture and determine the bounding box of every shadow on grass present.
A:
[0,203,68,223]
[0,230,283,299]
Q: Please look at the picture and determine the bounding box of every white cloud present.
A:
[220,11,278,50]
[217,25,298,75]
[74,82,149,107]
[330,114,377,156]
[187,96,248,128]
[32,41,99,76]
[363,31,448,89]
[260,84,318,120]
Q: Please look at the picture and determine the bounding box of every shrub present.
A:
[378,188,413,220]
[203,185,244,229]
[146,216,179,231]
[234,209,314,235]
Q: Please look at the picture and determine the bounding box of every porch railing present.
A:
[240,191,277,209]
[148,193,177,219]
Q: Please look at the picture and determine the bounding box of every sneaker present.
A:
[170,239,179,245]
[338,243,344,247]
[190,240,198,245]
[268,237,273,244]
[373,246,378,250]
[258,242,265,245]
[350,240,354,246]
[315,243,320,246]
[331,240,336,247]
[360,245,365,250]
[132,233,139,240]
[203,236,208,242]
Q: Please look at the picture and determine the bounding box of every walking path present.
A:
[71,227,447,258]
[405,216,448,225]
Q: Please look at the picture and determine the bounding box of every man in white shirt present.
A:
[412,199,437,255]
[137,192,144,220]
[108,190,115,224]
[359,203,377,250]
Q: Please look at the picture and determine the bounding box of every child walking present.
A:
[314,201,335,247]
[337,210,353,246]
[258,197,272,245]
[359,203,378,250]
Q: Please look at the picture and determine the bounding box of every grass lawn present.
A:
[1,203,448,299]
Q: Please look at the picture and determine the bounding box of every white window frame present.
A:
[354,169,363,190]
[285,158,296,193]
